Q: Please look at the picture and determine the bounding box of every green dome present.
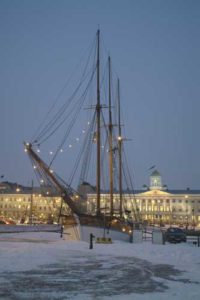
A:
[150,170,160,177]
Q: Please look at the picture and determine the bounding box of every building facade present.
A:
[86,170,200,227]
[0,182,64,224]
[1,170,200,227]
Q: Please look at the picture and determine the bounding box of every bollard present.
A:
[89,233,95,249]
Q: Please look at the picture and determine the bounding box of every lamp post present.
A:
[170,207,175,227]
[101,206,109,238]
[29,180,33,225]
[192,208,195,230]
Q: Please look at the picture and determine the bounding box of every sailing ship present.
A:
[24,30,141,242]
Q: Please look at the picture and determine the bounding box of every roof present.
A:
[134,189,200,195]
[167,190,200,195]
[150,170,160,177]
[87,189,200,196]
[0,181,59,196]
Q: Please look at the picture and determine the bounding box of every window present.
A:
[166,206,170,212]
[179,200,182,203]
[172,199,176,203]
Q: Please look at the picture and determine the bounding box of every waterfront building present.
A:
[86,170,200,227]
[0,182,63,224]
[1,170,200,227]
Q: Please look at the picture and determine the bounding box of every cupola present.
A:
[150,169,163,190]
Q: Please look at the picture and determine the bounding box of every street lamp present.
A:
[192,208,195,230]
[101,206,109,238]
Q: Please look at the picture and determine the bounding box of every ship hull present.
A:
[62,214,132,242]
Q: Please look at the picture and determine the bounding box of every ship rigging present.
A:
[24,30,141,237]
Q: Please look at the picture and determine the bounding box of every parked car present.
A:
[165,227,186,243]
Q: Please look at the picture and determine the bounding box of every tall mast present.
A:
[117,79,123,218]
[29,179,33,224]
[96,29,101,216]
[108,56,113,217]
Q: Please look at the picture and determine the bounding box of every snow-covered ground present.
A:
[0,231,199,300]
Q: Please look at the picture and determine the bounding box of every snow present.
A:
[0,231,200,299]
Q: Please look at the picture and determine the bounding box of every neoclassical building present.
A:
[86,170,200,227]
[1,170,200,227]
[0,182,63,224]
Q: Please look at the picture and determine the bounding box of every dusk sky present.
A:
[1,0,200,190]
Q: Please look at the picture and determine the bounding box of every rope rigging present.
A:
[47,67,97,167]
[24,30,141,224]
[34,64,96,146]
[31,35,97,144]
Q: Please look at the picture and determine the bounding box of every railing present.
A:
[186,236,200,247]
[142,230,152,241]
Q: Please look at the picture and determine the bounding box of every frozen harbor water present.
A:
[0,232,199,300]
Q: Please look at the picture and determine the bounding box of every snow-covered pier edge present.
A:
[0,224,62,233]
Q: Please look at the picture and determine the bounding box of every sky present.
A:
[0,0,200,190]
